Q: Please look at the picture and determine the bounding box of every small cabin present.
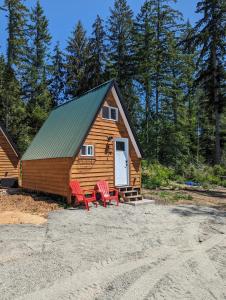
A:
[0,123,20,185]
[21,80,143,202]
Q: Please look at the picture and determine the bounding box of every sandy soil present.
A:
[0,211,46,224]
[0,188,63,224]
[0,203,225,299]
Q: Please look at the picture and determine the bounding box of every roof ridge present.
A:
[54,79,115,111]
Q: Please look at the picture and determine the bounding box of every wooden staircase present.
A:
[116,186,143,202]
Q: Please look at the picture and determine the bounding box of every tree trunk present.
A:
[145,77,151,144]
[212,44,221,164]
[155,0,161,160]
[215,103,221,164]
[156,0,160,117]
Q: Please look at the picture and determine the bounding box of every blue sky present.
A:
[0,0,199,55]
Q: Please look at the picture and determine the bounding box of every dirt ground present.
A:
[0,201,226,299]
[0,188,63,224]
[143,186,226,210]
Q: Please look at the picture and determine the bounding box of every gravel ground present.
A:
[0,203,226,300]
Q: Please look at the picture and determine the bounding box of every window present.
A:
[102,106,118,121]
[116,141,125,151]
[102,106,109,119]
[80,145,94,156]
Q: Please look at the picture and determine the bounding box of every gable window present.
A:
[102,106,118,121]
[80,145,94,156]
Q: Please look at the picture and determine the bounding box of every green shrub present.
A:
[213,165,226,176]
[142,161,175,189]
[221,180,226,188]
[182,163,226,186]
[142,160,226,188]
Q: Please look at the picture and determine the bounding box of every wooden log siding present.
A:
[71,91,141,190]
[22,158,72,197]
[0,130,19,178]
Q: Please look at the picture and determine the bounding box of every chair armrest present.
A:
[71,193,84,197]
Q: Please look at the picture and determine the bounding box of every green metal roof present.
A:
[22,80,113,160]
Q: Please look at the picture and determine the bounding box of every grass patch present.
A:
[171,193,193,201]
[143,188,194,204]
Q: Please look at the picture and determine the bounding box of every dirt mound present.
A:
[0,188,63,224]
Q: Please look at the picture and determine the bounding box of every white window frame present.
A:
[102,106,118,121]
[80,145,94,157]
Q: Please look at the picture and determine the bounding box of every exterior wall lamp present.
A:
[107,136,113,142]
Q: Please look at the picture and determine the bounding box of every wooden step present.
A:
[120,190,138,197]
[116,186,133,192]
[124,194,143,202]
[116,186,143,202]
[133,187,141,193]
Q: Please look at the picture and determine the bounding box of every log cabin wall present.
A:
[0,130,19,178]
[70,91,141,190]
[22,158,72,197]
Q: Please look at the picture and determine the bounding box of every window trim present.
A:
[80,145,94,157]
[102,105,118,121]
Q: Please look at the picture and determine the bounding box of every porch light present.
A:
[107,136,113,142]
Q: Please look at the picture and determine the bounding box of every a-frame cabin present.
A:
[0,123,20,183]
[21,80,143,202]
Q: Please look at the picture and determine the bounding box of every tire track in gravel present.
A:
[16,232,225,300]
[121,234,225,300]
[15,246,178,300]
[193,251,226,299]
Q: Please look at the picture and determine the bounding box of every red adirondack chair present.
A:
[97,180,119,207]
[70,180,97,211]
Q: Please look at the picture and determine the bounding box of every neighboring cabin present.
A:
[0,124,19,184]
[21,80,143,202]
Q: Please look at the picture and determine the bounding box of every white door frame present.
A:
[114,137,129,186]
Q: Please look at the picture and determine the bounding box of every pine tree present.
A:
[158,30,193,166]
[134,0,184,162]
[0,61,27,151]
[4,0,28,68]
[134,0,155,146]
[66,21,90,98]
[192,0,225,164]
[29,0,51,70]
[88,15,106,87]
[49,42,65,106]
[23,0,52,139]
[0,56,6,118]
[107,0,134,83]
[180,22,200,163]
[1,1,28,151]
[107,0,138,120]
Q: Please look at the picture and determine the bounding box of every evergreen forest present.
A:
[0,0,225,186]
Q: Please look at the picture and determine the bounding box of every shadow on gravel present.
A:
[171,205,226,218]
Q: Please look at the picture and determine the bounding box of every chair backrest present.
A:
[70,180,83,201]
[97,180,110,197]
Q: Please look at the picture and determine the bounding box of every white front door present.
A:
[115,138,129,186]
